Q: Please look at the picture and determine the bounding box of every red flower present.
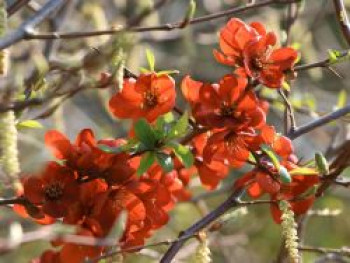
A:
[109,73,176,122]
[45,129,136,185]
[64,179,108,226]
[191,133,229,190]
[22,162,80,218]
[182,73,265,130]
[203,128,261,168]
[243,36,298,88]
[59,229,103,263]
[234,162,319,223]
[213,18,265,67]
[259,125,294,160]
[31,250,60,263]
[214,18,298,88]
[270,168,320,223]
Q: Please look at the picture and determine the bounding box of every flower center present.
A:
[44,182,64,201]
[143,90,158,108]
[251,57,263,71]
[220,104,234,117]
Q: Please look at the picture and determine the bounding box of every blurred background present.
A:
[1,0,350,262]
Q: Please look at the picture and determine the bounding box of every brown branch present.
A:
[0,0,67,50]
[299,245,350,257]
[287,104,350,140]
[0,68,134,114]
[294,49,350,71]
[0,196,27,206]
[159,190,244,263]
[333,0,350,46]
[283,1,299,46]
[279,88,297,134]
[6,0,31,16]
[9,0,299,41]
[316,141,350,197]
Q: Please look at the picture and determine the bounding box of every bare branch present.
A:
[160,190,243,263]
[299,245,350,257]
[333,0,350,46]
[294,49,350,71]
[6,0,31,17]
[287,105,350,139]
[0,0,67,50]
[5,0,299,41]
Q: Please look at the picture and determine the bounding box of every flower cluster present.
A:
[14,18,320,263]
[15,129,188,262]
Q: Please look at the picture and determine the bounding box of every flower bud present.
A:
[315,152,329,175]
[279,166,292,184]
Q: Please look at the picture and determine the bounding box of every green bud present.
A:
[279,166,292,184]
[181,0,196,28]
[315,152,329,175]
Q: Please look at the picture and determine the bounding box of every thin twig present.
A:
[299,246,350,257]
[333,0,350,46]
[0,0,67,50]
[4,0,299,41]
[279,88,297,134]
[0,197,27,206]
[294,50,350,71]
[6,0,31,17]
[287,105,350,139]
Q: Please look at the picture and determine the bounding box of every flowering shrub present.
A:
[6,17,331,262]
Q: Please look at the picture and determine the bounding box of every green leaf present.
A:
[279,166,292,184]
[184,0,196,23]
[247,152,257,164]
[337,89,347,109]
[157,70,180,76]
[139,67,151,74]
[146,49,155,71]
[156,113,175,136]
[168,142,194,168]
[261,145,280,171]
[156,112,175,128]
[16,120,43,129]
[315,152,329,175]
[167,111,189,140]
[156,152,174,173]
[97,144,123,154]
[134,118,157,149]
[137,152,155,176]
[289,167,318,176]
[328,49,340,64]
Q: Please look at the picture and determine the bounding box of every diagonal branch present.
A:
[0,0,67,50]
[287,105,350,139]
[6,0,31,16]
[6,0,299,41]
[294,49,350,71]
[333,0,350,46]
[159,190,243,263]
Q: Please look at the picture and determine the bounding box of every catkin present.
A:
[279,201,300,263]
[114,48,125,92]
[0,110,21,184]
[0,3,21,190]
[195,232,211,263]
